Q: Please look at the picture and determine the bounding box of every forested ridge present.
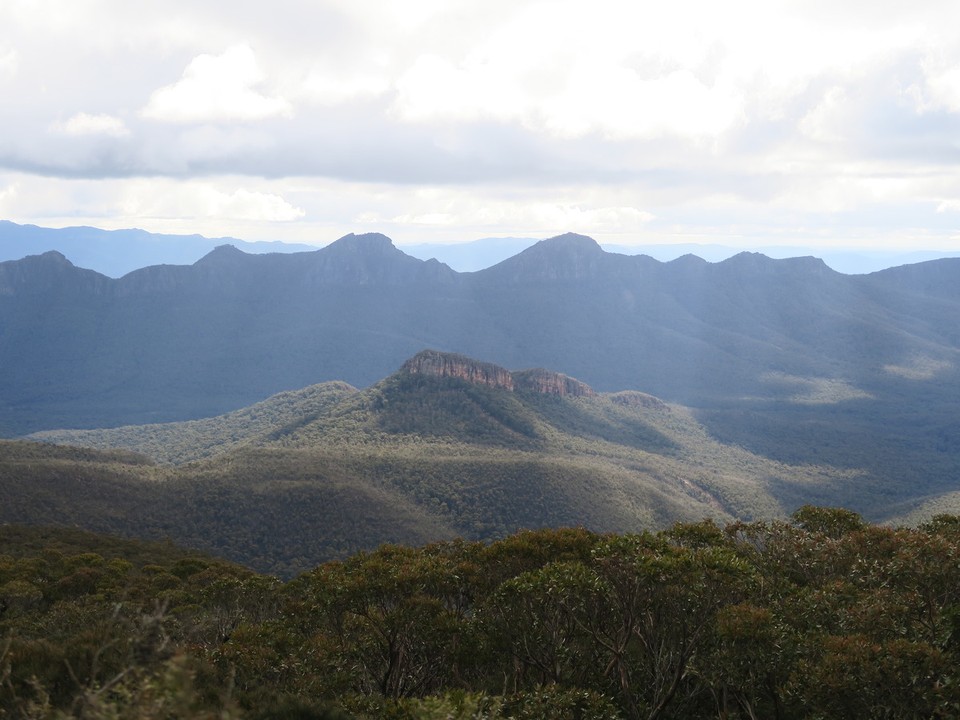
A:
[7,361,851,578]
[3,510,960,719]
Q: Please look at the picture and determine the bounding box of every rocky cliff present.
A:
[402,350,515,391]
[512,367,596,397]
[402,350,596,397]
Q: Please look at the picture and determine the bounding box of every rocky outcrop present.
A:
[512,368,595,397]
[402,350,515,391]
[401,351,598,397]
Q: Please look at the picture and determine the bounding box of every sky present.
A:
[1,0,960,251]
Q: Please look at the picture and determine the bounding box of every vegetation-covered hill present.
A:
[11,350,922,576]
[4,513,960,719]
[29,381,357,465]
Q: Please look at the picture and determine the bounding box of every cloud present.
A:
[4,0,960,250]
[142,44,292,123]
[211,188,305,221]
[0,181,18,212]
[0,47,16,78]
[390,8,743,142]
[121,182,305,222]
[52,112,130,137]
[798,87,851,143]
[384,185,655,236]
[918,64,960,114]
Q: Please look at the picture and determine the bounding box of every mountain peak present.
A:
[6,249,75,268]
[543,232,604,250]
[195,244,248,266]
[313,233,456,285]
[38,249,72,264]
[329,232,397,254]
[0,249,108,297]
[720,251,833,275]
[480,232,608,281]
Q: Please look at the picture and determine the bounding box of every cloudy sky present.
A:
[1,0,959,250]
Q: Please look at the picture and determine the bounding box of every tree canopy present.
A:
[3,512,960,718]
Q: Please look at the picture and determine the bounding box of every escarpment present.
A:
[512,368,595,397]
[402,350,515,391]
[402,350,595,397]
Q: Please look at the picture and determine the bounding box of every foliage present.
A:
[4,514,960,718]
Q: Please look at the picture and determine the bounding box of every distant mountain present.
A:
[0,220,316,278]
[402,234,960,275]
[599,242,960,275]
[5,220,959,277]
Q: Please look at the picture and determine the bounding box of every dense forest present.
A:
[3,508,960,719]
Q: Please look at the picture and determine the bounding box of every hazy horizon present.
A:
[3,218,959,276]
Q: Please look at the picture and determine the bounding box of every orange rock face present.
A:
[402,350,596,397]
[512,368,595,397]
[402,350,515,391]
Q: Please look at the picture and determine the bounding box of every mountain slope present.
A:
[0,436,456,577]
[28,381,357,464]
[19,350,889,579]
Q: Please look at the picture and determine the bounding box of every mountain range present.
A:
[2,231,958,428]
[2,230,960,530]
[0,220,318,278]
[3,219,958,276]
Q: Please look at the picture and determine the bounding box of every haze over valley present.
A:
[3,229,959,566]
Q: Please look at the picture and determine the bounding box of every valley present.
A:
[2,232,959,574]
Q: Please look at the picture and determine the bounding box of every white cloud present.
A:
[298,69,388,105]
[0,47,17,78]
[542,65,742,140]
[121,182,305,222]
[142,44,292,123]
[937,199,960,213]
[393,54,742,141]
[798,87,850,143]
[213,188,305,221]
[0,181,18,212]
[920,64,960,114]
[473,203,656,233]
[385,185,654,237]
[52,112,130,137]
